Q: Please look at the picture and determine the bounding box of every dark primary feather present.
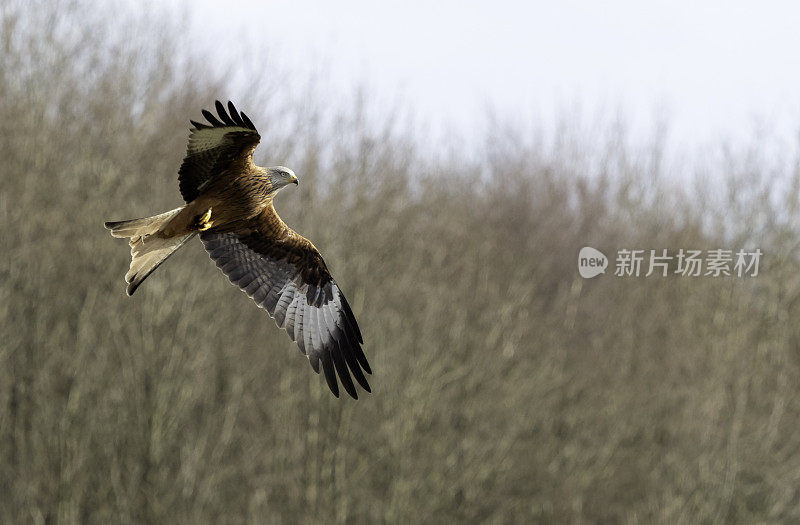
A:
[215,100,235,125]
[228,101,244,126]
[178,100,260,202]
[201,109,223,127]
[200,230,371,399]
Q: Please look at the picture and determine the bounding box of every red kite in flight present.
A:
[105,101,370,399]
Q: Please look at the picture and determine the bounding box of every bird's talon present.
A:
[197,208,213,231]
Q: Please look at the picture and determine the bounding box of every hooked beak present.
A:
[291,175,299,185]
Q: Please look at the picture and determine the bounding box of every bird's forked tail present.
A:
[104,207,195,295]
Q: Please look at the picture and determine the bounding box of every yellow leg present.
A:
[197,208,214,231]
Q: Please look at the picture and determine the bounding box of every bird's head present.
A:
[267,166,299,191]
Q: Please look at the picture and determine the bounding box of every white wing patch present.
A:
[187,126,253,155]
[199,231,371,399]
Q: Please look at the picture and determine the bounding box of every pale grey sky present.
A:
[185,0,800,152]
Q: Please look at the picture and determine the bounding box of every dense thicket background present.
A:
[4,1,800,523]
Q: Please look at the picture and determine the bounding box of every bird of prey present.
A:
[104,101,370,399]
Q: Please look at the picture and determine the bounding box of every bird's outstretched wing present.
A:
[199,216,370,399]
[178,100,260,202]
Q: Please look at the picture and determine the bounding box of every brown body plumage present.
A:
[105,101,369,399]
